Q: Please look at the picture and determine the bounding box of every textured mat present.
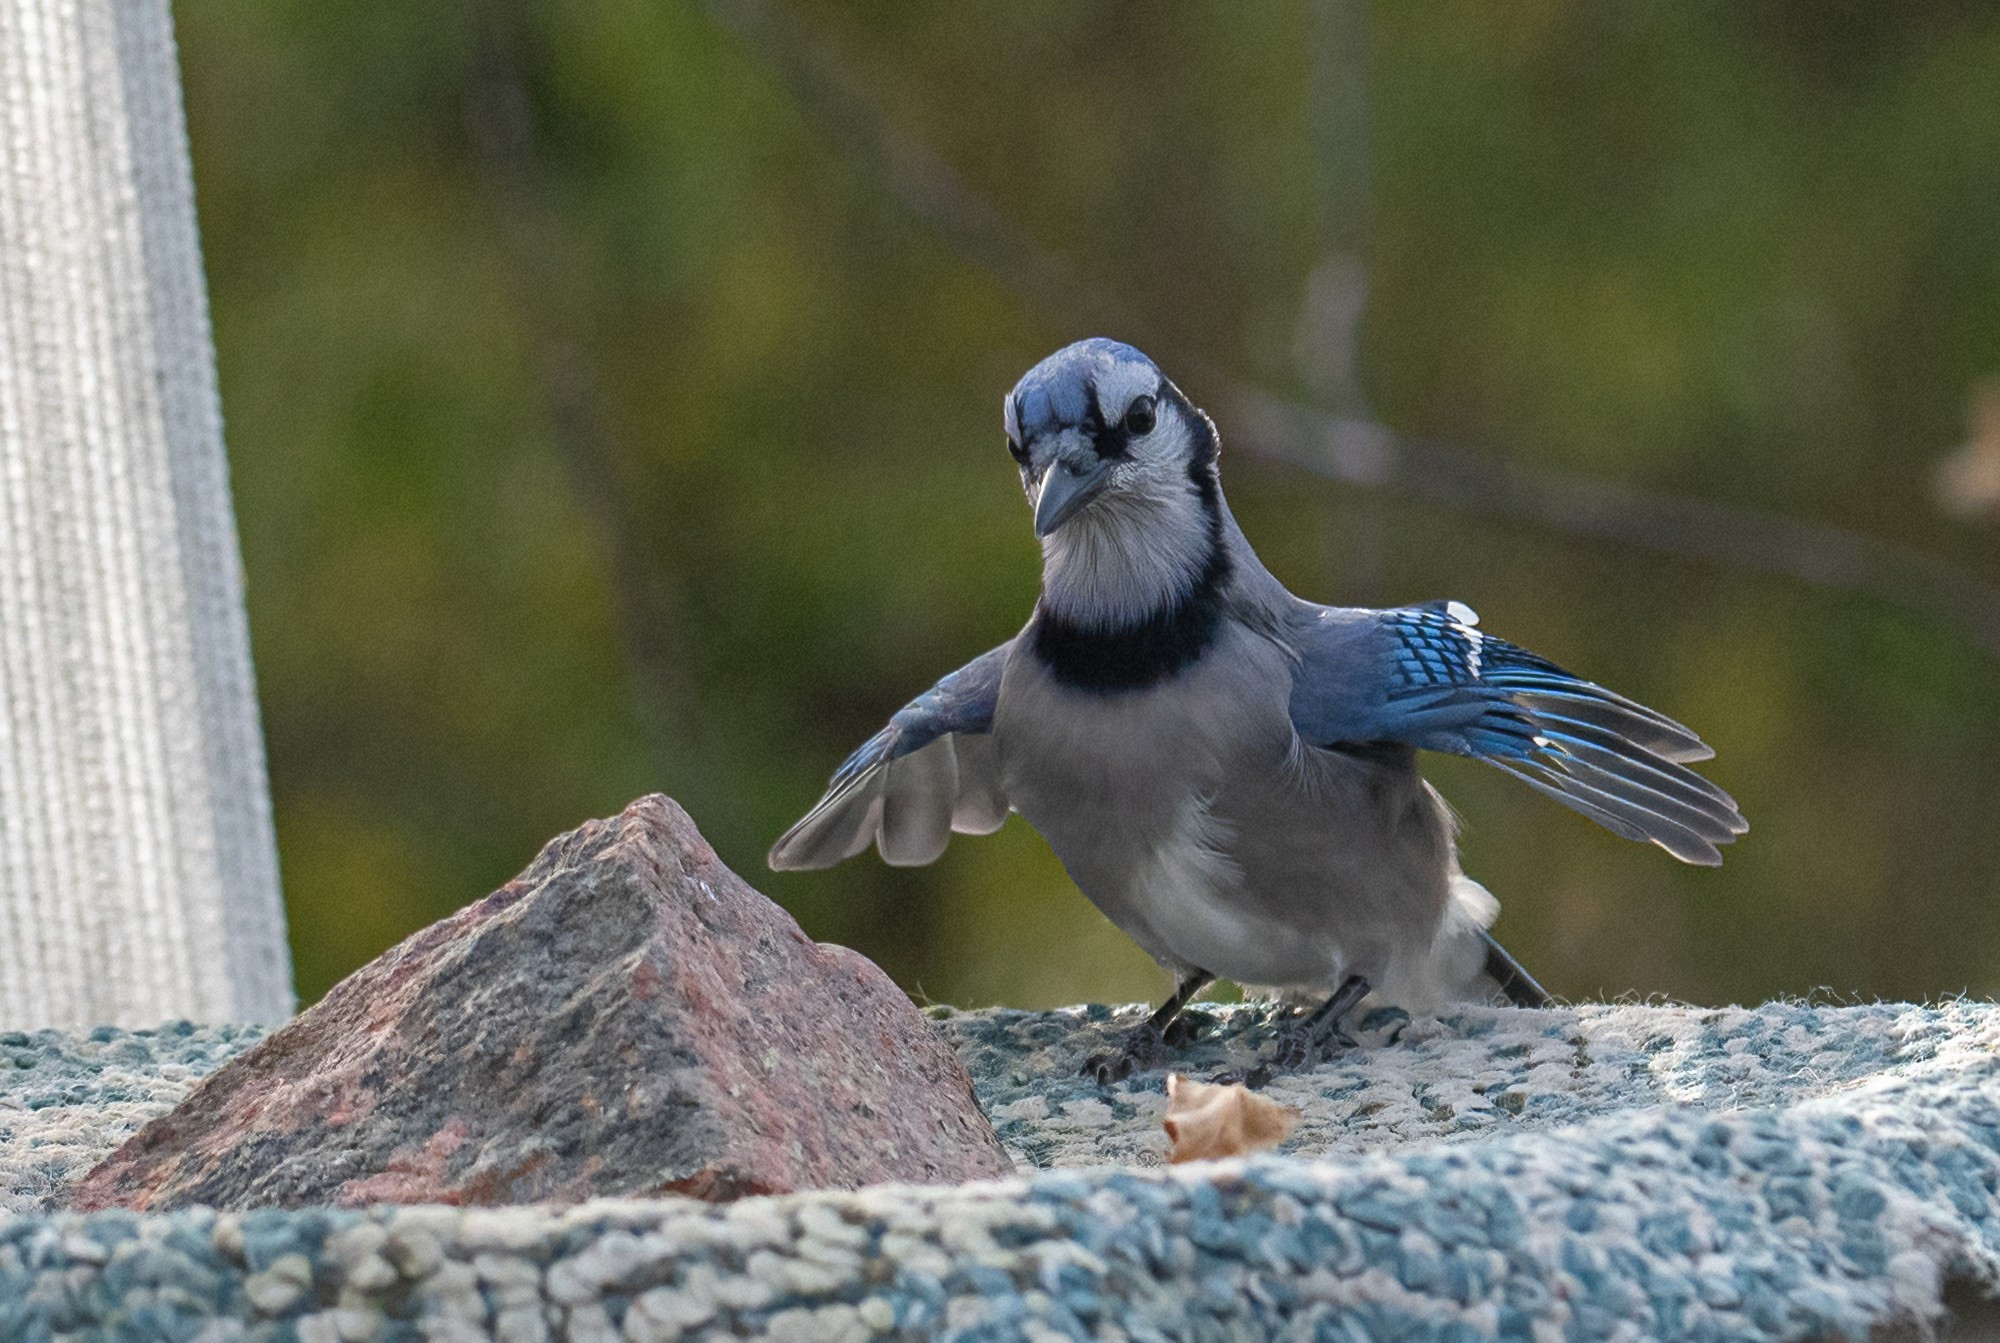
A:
[3,1000,1998,1340]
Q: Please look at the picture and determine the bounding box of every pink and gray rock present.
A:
[71,795,1012,1211]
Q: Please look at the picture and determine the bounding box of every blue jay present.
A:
[771,339,1745,1082]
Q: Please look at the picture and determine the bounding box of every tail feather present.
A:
[1481,931,1551,1008]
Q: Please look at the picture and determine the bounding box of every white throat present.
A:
[1039,469,1214,630]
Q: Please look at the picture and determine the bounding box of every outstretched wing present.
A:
[769,643,1012,871]
[1289,601,1747,865]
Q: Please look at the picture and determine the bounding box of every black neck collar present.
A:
[1028,463,1230,693]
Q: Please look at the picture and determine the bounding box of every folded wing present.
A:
[768,643,1013,871]
[1288,601,1747,865]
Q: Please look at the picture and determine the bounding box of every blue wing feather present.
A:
[1289,601,1746,864]
[828,644,1007,788]
[770,643,1011,871]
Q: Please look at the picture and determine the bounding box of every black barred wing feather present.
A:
[1289,602,1746,865]
[768,643,1012,871]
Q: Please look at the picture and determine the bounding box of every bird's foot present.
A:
[1083,994,1212,1085]
[1355,1005,1411,1045]
[1222,975,1371,1083]
[1208,1020,1358,1088]
[1268,1015,1359,1073]
[1083,1022,1176,1085]
[1161,1009,1207,1049]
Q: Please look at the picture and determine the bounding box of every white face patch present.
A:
[1093,360,1160,435]
[1040,408,1213,628]
[1102,391,1196,493]
[1020,352,1218,628]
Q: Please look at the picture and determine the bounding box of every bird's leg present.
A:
[1267,974,1372,1074]
[1082,970,1215,1084]
[1152,970,1216,1047]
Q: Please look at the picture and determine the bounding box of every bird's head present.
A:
[1003,339,1218,539]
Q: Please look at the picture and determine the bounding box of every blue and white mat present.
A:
[2,1001,1995,1340]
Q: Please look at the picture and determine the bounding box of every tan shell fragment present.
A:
[1162,1073,1300,1164]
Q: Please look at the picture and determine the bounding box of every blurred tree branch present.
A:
[705,0,1216,388]
[1229,391,2000,658]
[711,0,2000,661]
[1299,0,1385,602]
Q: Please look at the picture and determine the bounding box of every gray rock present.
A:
[70,796,1011,1211]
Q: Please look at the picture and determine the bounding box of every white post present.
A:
[0,0,293,1026]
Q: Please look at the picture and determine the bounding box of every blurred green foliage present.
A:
[175,1,2000,1010]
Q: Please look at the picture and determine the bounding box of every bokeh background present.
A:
[173,1,2000,1010]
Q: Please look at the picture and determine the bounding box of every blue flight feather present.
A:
[1289,601,1746,864]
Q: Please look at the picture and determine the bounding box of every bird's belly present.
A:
[996,645,1430,989]
[1012,771,1419,988]
[1103,791,1354,988]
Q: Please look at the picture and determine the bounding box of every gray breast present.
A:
[993,624,1463,994]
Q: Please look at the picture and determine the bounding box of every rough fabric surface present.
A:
[942,998,1945,1171]
[5,999,2000,1338]
[0,1023,263,1216]
[0,0,292,1029]
[71,797,1010,1212]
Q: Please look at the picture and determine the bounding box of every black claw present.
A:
[1357,1005,1411,1037]
[1082,1023,1169,1084]
[1250,974,1372,1078]
[1270,1024,1312,1073]
[1086,971,1215,1084]
[1265,1019,1358,1075]
[1161,1009,1208,1048]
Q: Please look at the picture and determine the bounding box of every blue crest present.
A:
[1007,339,1160,443]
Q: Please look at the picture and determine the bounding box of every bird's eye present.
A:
[1006,436,1029,465]
[1124,396,1156,436]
